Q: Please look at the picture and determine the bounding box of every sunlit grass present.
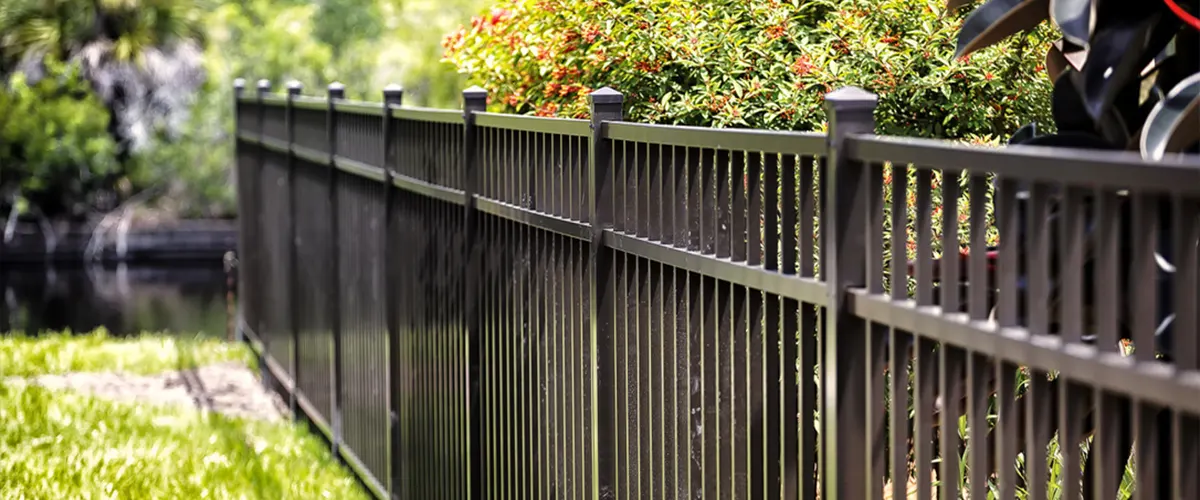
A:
[0,382,368,499]
[0,328,253,377]
[0,328,368,499]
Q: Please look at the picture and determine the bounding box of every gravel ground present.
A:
[5,361,288,422]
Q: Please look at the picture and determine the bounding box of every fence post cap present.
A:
[589,87,623,105]
[233,78,246,90]
[824,86,877,112]
[383,84,404,107]
[463,85,488,98]
[328,82,346,96]
[286,80,303,95]
[255,79,271,93]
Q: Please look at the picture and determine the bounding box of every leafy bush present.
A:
[0,59,121,218]
[443,0,1055,139]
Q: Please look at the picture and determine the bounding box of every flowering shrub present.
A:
[443,0,1055,139]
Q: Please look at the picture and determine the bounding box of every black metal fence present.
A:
[233,78,1200,500]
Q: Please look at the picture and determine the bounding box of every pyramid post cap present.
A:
[463,85,488,97]
[589,87,623,105]
[824,86,878,111]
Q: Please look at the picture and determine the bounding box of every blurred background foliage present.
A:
[1,0,483,221]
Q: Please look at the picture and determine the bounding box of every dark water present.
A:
[0,263,232,338]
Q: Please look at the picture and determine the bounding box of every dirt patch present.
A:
[5,361,288,423]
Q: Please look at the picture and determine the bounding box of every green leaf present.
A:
[954,0,1049,58]
[1049,0,1090,47]
[1140,73,1200,161]
[1078,9,1175,122]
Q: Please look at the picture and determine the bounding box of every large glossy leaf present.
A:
[1052,70,1095,133]
[946,0,978,13]
[954,0,1050,58]
[1008,122,1038,144]
[1140,73,1200,160]
[1045,39,1087,81]
[1078,9,1176,121]
[1049,0,1091,47]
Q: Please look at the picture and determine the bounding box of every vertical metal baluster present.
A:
[640,253,654,500]
[717,150,733,260]
[939,168,965,500]
[1056,185,1087,500]
[913,166,934,500]
[1173,195,1200,499]
[866,162,887,500]
[1092,188,1128,499]
[702,149,718,255]
[702,271,719,500]
[966,172,990,500]
[673,146,688,249]
[1131,191,1162,500]
[994,177,1020,499]
[890,162,912,500]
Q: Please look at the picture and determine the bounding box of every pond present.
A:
[0,262,232,338]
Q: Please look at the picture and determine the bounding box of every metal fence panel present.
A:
[336,170,390,485]
[232,83,1200,500]
[292,159,335,432]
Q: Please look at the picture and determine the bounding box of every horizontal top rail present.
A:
[606,122,826,155]
[293,97,328,111]
[849,134,1200,194]
[475,113,592,137]
[334,100,384,116]
[259,94,288,106]
[391,106,464,125]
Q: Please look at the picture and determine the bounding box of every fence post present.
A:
[588,87,623,497]
[232,78,247,342]
[252,79,271,345]
[821,86,878,500]
[285,80,303,417]
[461,86,487,500]
[381,83,404,500]
[327,81,346,456]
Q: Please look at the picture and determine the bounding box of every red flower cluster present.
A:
[791,55,815,77]
[583,26,603,43]
[633,60,663,73]
[442,27,467,50]
[765,24,786,40]
[545,82,589,98]
[535,102,560,117]
[708,94,732,113]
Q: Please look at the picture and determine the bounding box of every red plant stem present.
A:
[1165,0,1200,31]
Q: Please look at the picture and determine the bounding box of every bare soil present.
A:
[5,361,288,422]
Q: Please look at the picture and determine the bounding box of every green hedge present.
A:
[443,0,1056,140]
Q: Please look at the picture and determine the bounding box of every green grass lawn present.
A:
[0,329,369,499]
[0,328,253,377]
